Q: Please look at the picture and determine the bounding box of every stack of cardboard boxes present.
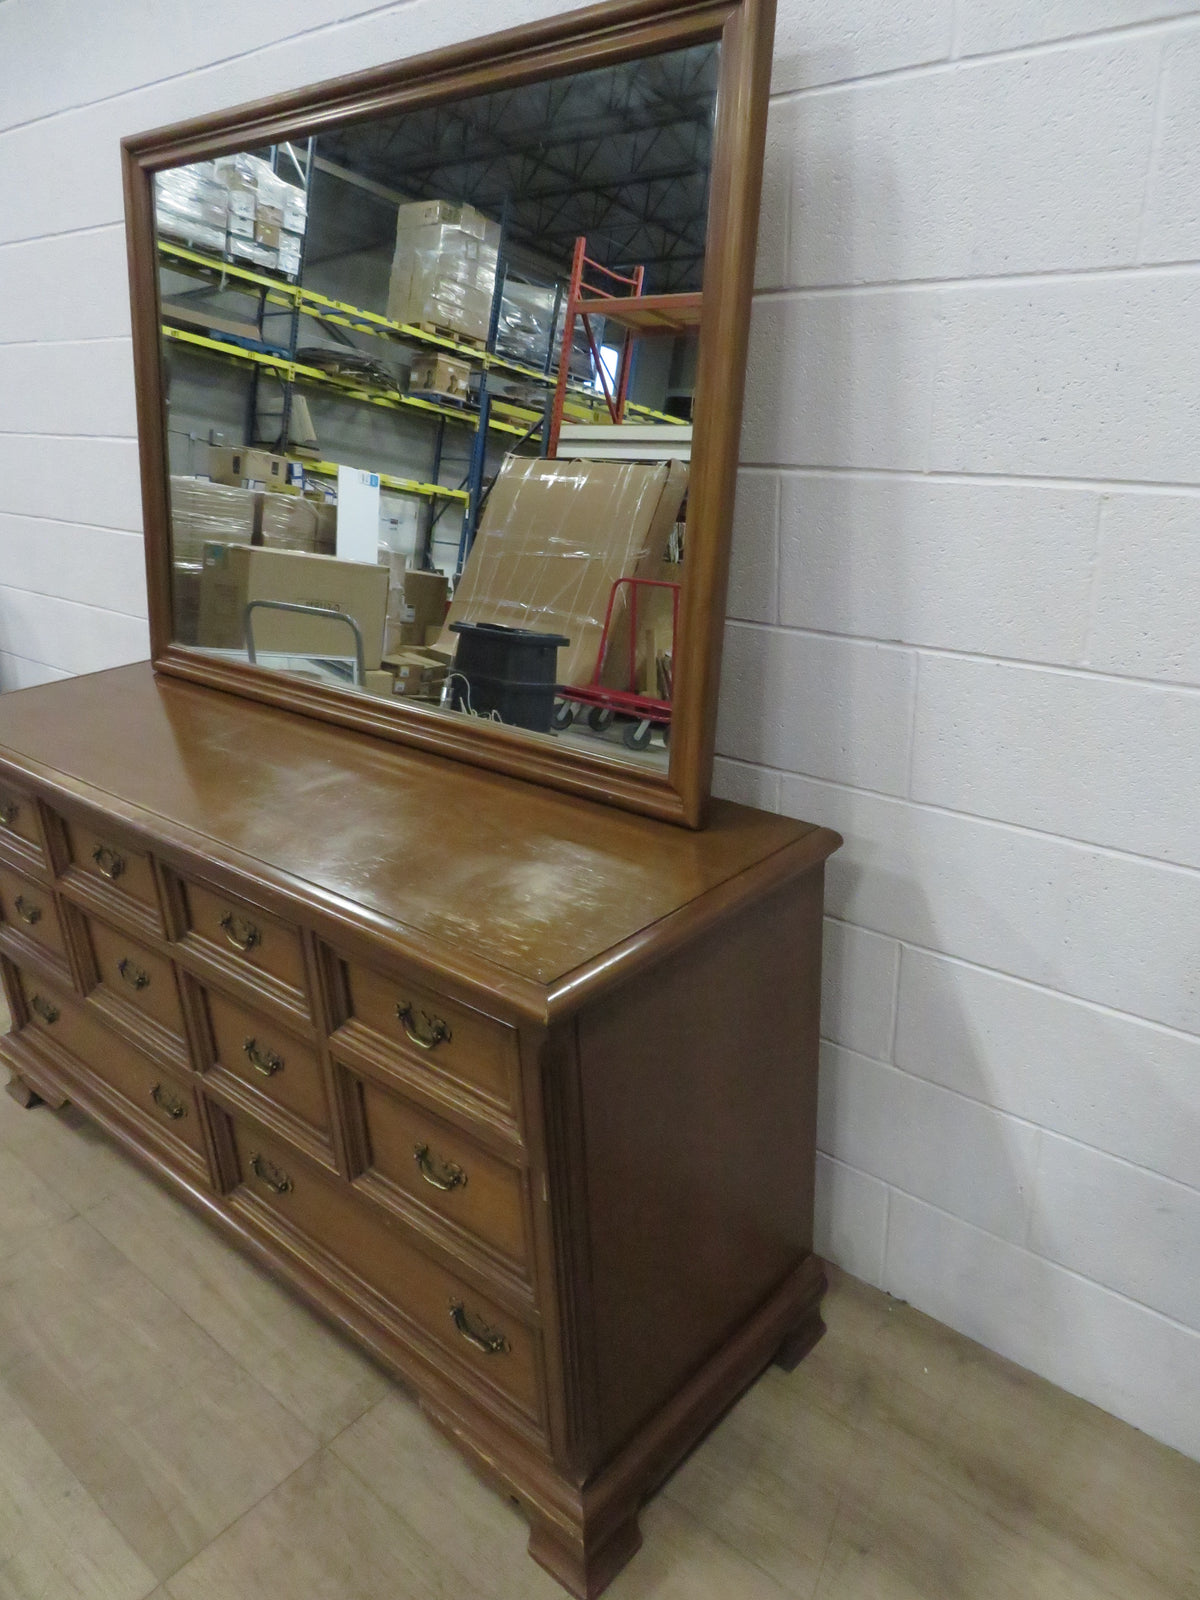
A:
[386,200,499,346]
[155,154,306,277]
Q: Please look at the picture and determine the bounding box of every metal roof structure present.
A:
[319,41,719,293]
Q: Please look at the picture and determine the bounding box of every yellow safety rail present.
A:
[301,459,469,503]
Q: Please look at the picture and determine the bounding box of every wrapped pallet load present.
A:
[436,457,689,690]
[386,200,499,345]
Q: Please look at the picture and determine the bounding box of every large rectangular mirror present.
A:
[123,0,774,827]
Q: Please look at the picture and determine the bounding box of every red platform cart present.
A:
[553,576,681,751]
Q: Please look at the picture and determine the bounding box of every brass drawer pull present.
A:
[150,1082,187,1120]
[243,1037,283,1077]
[0,799,18,828]
[30,994,59,1024]
[414,1143,467,1192]
[449,1301,509,1356]
[219,910,261,953]
[396,1003,452,1051]
[91,844,126,881]
[14,895,41,926]
[249,1152,293,1195]
[118,958,150,991]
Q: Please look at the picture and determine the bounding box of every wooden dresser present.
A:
[0,662,837,1598]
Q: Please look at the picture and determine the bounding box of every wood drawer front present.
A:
[182,880,310,1013]
[356,1074,528,1271]
[84,915,186,1043]
[64,816,160,920]
[14,970,207,1162]
[342,960,517,1113]
[205,986,329,1135]
[0,783,44,867]
[0,864,66,962]
[230,1117,542,1424]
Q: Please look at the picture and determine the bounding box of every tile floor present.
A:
[0,1075,1197,1600]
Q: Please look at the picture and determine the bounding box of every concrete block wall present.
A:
[1,0,1197,1458]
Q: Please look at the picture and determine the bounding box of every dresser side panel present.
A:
[576,864,825,1460]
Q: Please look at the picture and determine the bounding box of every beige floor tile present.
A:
[12,1352,319,1580]
[0,1377,156,1600]
[0,1215,225,1418]
[606,1498,794,1600]
[0,1096,148,1214]
[663,1380,862,1597]
[331,1392,563,1600]
[812,1444,1135,1600]
[0,1145,75,1265]
[163,1450,453,1600]
[86,1178,389,1441]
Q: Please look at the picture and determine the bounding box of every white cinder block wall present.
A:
[1,0,1198,1458]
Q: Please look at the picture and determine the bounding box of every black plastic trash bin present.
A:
[448,621,571,733]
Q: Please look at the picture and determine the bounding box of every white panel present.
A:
[0,517,147,619]
[0,437,142,530]
[929,271,1200,483]
[885,1191,1200,1462]
[741,288,940,470]
[771,0,954,93]
[910,654,1200,869]
[813,1153,888,1286]
[787,39,1158,287]
[1029,1135,1200,1330]
[710,757,781,811]
[957,0,1196,55]
[779,778,1200,1036]
[716,623,917,793]
[821,918,899,1058]
[0,652,71,691]
[0,230,130,343]
[0,342,136,438]
[1142,33,1200,263]
[0,587,149,677]
[779,473,1097,663]
[895,948,1200,1191]
[1087,493,1200,686]
[817,1042,1038,1243]
[726,471,778,625]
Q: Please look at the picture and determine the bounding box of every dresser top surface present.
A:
[0,664,828,987]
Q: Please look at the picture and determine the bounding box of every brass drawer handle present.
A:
[449,1301,509,1356]
[14,895,42,926]
[414,1143,467,1192]
[243,1037,283,1077]
[91,844,126,881]
[249,1152,293,1195]
[30,994,59,1024]
[150,1082,187,1120]
[118,957,150,991]
[219,910,261,953]
[396,1003,452,1051]
[0,799,18,828]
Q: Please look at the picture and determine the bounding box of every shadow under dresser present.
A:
[0,661,838,1598]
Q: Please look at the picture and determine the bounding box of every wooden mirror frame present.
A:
[122,0,775,829]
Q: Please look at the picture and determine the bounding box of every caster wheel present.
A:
[622,719,653,751]
[587,706,615,733]
[552,700,575,731]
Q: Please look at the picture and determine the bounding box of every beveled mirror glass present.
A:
[124,0,774,826]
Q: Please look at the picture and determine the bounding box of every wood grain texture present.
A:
[120,0,774,828]
[0,662,837,1597]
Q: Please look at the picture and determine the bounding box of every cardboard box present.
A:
[361,669,396,698]
[209,447,292,491]
[382,646,450,698]
[172,562,203,645]
[384,620,426,652]
[198,545,389,666]
[399,568,448,626]
[170,477,258,563]
[409,352,471,401]
[437,458,689,687]
[259,494,327,553]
